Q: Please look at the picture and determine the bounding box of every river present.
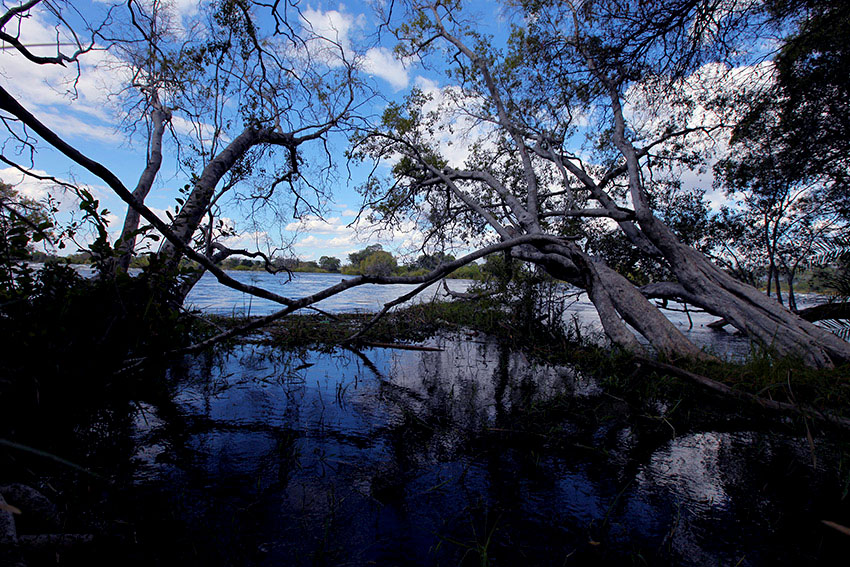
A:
[19,265,847,565]
[183,269,800,361]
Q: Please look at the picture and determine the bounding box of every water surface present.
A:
[119,333,848,565]
[184,270,803,360]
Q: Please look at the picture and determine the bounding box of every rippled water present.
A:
[184,271,475,316]
[60,266,825,360]
[184,270,775,359]
[120,334,848,566]
[38,267,845,565]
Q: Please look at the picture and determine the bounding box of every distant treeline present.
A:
[34,245,486,280]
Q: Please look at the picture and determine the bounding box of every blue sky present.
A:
[2,0,732,263]
[0,0,522,263]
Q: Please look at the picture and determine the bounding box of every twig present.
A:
[0,439,103,479]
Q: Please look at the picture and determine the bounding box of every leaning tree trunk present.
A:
[114,103,171,273]
[586,259,710,361]
[640,216,850,367]
[535,245,711,361]
[606,83,850,368]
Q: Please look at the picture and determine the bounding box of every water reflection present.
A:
[121,335,847,566]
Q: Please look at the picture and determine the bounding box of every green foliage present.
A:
[348,244,385,267]
[449,262,481,279]
[410,251,456,271]
[726,0,850,217]
[0,262,197,435]
[0,182,201,443]
[0,182,54,290]
[344,244,398,276]
[471,254,571,339]
[360,250,397,276]
[318,255,341,272]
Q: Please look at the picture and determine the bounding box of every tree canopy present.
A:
[350,0,850,366]
[0,0,848,367]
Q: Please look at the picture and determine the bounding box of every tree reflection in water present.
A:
[113,334,848,566]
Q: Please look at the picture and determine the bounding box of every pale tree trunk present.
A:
[114,103,170,273]
[603,80,850,368]
[588,259,709,360]
[639,216,850,367]
[529,244,711,361]
[156,126,267,270]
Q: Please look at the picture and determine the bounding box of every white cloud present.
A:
[0,9,131,143]
[287,206,431,260]
[170,0,200,17]
[301,7,362,49]
[285,215,349,234]
[362,47,409,90]
[94,0,198,18]
[33,111,123,144]
[221,229,272,252]
[170,115,229,145]
[413,76,494,168]
[327,234,357,247]
[294,234,321,247]
[299,7,410,89]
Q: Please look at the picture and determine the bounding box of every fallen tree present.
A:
[0,0,361,302]
[351,0,850,367]
[2,0,848,369]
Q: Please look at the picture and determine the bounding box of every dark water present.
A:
[118,333,849,566]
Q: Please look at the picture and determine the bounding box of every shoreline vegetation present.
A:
[210,300,850,429]
[30,245,485,280]
[27,248,842,292]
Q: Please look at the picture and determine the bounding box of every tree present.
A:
[1,0,366,286]
[733,0,850,218]
[3,0,849,368]
[0,0,537,358]
[360,250,397,276]
[0,181,53,289]
[411,252,456,271]
[717,0,850,310]
[0,1,375,313]
[348,244,385,268]
[342,245,399,275]
[318,256,341,272]
[0,1,578,363]
[352,0,850,367]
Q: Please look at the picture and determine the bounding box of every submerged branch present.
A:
[635,357,850,431]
